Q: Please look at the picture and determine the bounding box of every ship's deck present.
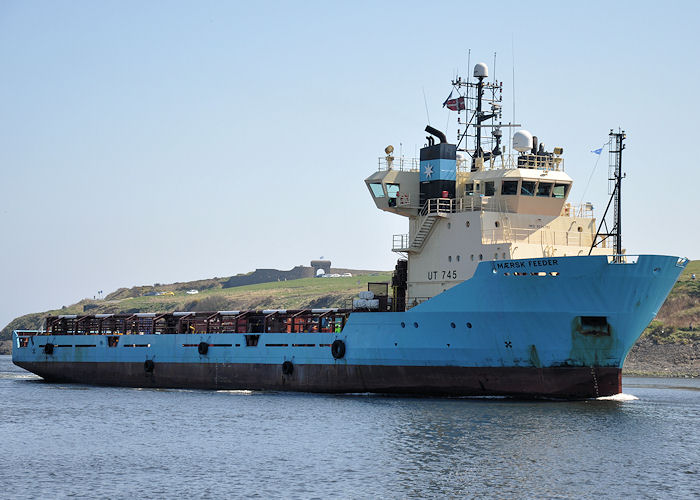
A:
[30,309,352,337]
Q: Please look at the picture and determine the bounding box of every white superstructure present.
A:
[365,63,613,307]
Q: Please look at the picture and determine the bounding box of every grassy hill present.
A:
[642,259,700,344]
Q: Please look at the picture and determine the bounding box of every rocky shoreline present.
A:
[2,338,697,377]
[623,338,700,377]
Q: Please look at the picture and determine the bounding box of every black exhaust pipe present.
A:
[425,125,447,144]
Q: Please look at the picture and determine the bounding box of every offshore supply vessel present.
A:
[13,62,687,398]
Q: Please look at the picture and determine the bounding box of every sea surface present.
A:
[1,355,698,499]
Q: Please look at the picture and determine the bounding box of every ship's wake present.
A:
[596,393,638,401]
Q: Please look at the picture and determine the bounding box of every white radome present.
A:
[513,129,534,153]
[473,62,488,78]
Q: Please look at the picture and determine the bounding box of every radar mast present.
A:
[450,62,520,169]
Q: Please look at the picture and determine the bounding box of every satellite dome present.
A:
[513,130,534,153]
[473,62,488,78]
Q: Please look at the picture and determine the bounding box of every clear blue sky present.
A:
[1,0,699,329]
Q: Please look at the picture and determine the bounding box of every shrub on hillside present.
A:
[184,296,236,312]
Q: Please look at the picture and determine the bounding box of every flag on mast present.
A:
[442,90,466,111]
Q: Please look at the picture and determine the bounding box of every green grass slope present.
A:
[642,260,700,344]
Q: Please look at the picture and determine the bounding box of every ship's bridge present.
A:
[366,151,573,218]
[465,167,572,217]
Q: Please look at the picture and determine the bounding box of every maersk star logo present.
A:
[423,163,433,179]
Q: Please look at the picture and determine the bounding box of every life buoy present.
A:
[282,360,294,375]
[198,342,209,355]
[44,343,54,355]
[144,359,155,373]
[331,339,345,359]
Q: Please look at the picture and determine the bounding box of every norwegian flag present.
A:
[442,91,465,111]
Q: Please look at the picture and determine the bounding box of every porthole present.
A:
[495,221,500,228]
[470,254,474,261]
[494,253,498,260]
[450,322,456,328]
[479,254,483,261]
[466,322,472,329]
[448,256,452,262]
[457,255,461,262]
[465,220,470,228]
[577,226,583,232]
[447,222,451,229]
[413,322,419,328]
[401,322,406,328]
[502,252,506,259]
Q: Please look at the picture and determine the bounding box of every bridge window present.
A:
[484,182,495,196]
[537,182,552,197]
[501,180,518,195]
[521,181,536,196]
[386,183,400,198]
[553,183,570,199]
[465,183,474,195]
[370,183,385,198]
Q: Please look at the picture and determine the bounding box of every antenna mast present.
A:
[610,129,626,258]
[589,129,626,260]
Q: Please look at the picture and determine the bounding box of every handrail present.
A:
[419,197,468,215]
[392,234,410,251]
[378,153,564,172]
[377,157,420,172]
[413,197,594,218]
[406,297,432,309]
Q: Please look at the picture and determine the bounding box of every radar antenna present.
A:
[449,60,520,171]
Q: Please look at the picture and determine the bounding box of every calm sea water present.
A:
[1,355,698,499]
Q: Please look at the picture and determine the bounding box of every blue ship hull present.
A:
[13,255,686,398]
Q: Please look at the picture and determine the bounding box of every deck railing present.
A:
[378,153,564,172]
